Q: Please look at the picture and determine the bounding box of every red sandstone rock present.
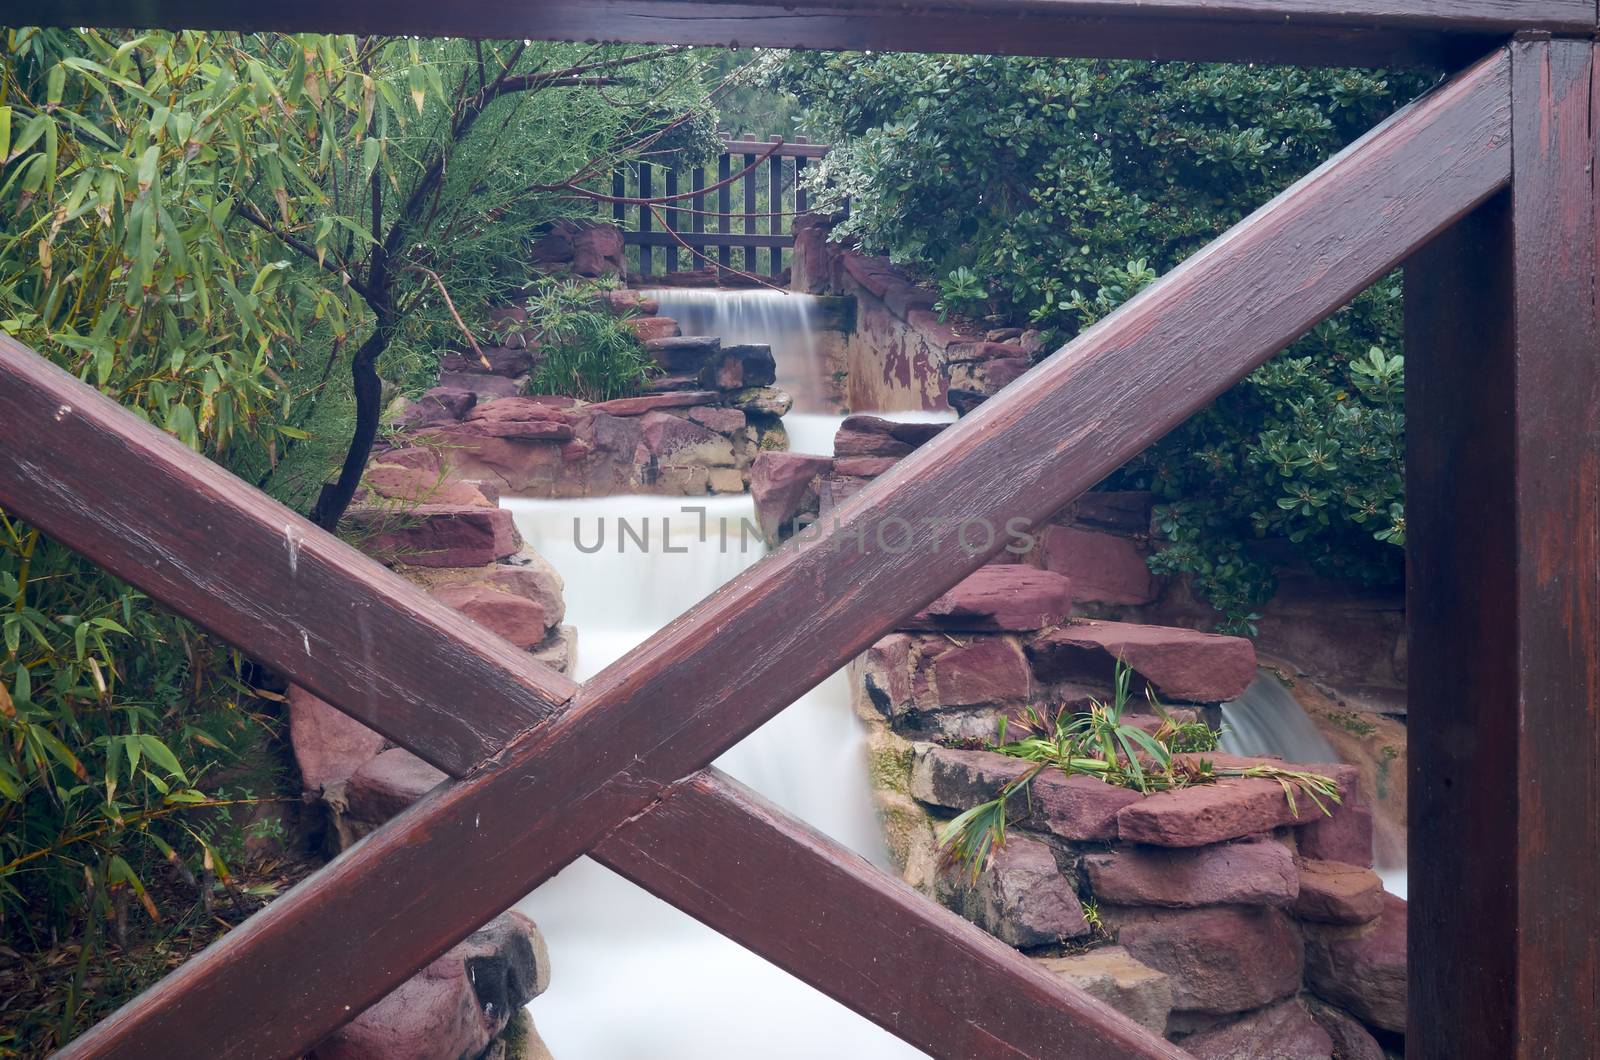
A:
[640,411,736,466]
[627,315,681,342]
[1083,837,1298,908]
[687,405,746,434]
[569,222,624,275]
[311,911,549,1060]
[937,833,1088,947]
[1304,997,1385,1060]
[458,419,573,441]
[908,745,1140,841]
[1181,998,1334,1059]
[1025,620,1257,703]
[376,446,442,474]
[1296,801,1375,867]
[397,386,476,429]
[698,344,777,390]
[1104,905,1304,1015]
[750,451,833,539]
[922,636,1033,707]
[359,505,521,568]
[486,557,566,628]
[431,583,555,650]
[1115,776,1320,848]
[364,463,494,508]
[1293,859,1385,925]
[465,397,573,425]
[645,335,721,372]
[1303,893,1406,1032]
[587,390,722,416]
[831,455,899,478]
[1034,947,1173,1036]
[343,748,447,829]
[1040,525,1159,605]
[288,686,385,795]
[905,566,1074,633]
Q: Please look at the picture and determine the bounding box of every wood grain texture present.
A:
[7,0,1572,68]
[1405,38,1600,1059]
[0,338,576,777]
[594,768,1190,1060]
[57,53,1513,1060]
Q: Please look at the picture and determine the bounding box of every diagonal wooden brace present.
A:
[0,48,1511,1060]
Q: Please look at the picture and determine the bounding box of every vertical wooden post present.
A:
[692,163,706,266]
[718,150,732,274]
[769,135,784,276]
[1405,36,1599,1058]
[664,167,680,273]
[637,161,653,277]
[743,138,758,274]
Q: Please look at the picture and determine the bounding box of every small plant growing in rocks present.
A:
[939,659,1340,879]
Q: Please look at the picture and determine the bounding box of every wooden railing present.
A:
[613,135,827,279]
[3,5,1598,1060]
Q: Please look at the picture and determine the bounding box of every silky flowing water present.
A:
[1222,673,1405,898]
[505,496,924,1058]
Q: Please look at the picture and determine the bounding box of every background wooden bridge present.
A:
[0,2,1596,1058]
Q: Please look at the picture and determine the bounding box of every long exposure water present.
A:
[1222,672,1404,898]
[506,495,925,1058]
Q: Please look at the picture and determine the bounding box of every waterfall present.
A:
[503,494,924,1059]
[644,287,958,456]
[645,288,831,415]
[1221,672,1403,898]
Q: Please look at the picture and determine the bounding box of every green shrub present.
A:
[525,278,657,401]
[778,53,1428,627]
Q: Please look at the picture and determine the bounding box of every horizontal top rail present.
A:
[47,48,1511,1059]
[15,0,1592,67]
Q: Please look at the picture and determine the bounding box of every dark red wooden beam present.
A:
[51,50,1512,1059]
[0,336,576,776]
[8,0,1590,67]
[1404,36,1600,1058]
[594,768,1189,1058]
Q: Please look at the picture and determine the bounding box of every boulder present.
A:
[627,315,681,343]
[569,222,625,275]
[687,405,747,434]
[358,506,522,568]
[1180,998,1334,1060]
[1083,837,1298,908]
[831,455,898,478]
[432,583,556,650]
[908,745,1141,842]
[1295,801,1375,868]
[726,386,793,417]
[833,415,947,457]
[640,411,737,467]
[530,624,576,675]
[484,304,532,348]
[1068,491,1155,534]
[1303,997,1385,1060]
[459,398,575,442]
[937,833,1089,947]
[751,452,834,539]
[1303,893,1406,1032]
[921,636,1033,709]
[699,344,777,390]
[1103,905,1304,1015]
[487,553,567,628]
[645,335,721,373]
[342,748,447,833]
[1034,947,1173,1036]
[1040,525,1159,605]
[288,685,385,795]
[904,566,1074,633]
[1025,620,1257,703]
[364,463,494,508]
[396,386,476,429]
[1115,775,1329,848]
[597,289,659,316]
[587,390,723,417]
[311,911,549,1060]
[1292,859,1385,925]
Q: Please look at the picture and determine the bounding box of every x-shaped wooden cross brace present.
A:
[0,50,1509,1060]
